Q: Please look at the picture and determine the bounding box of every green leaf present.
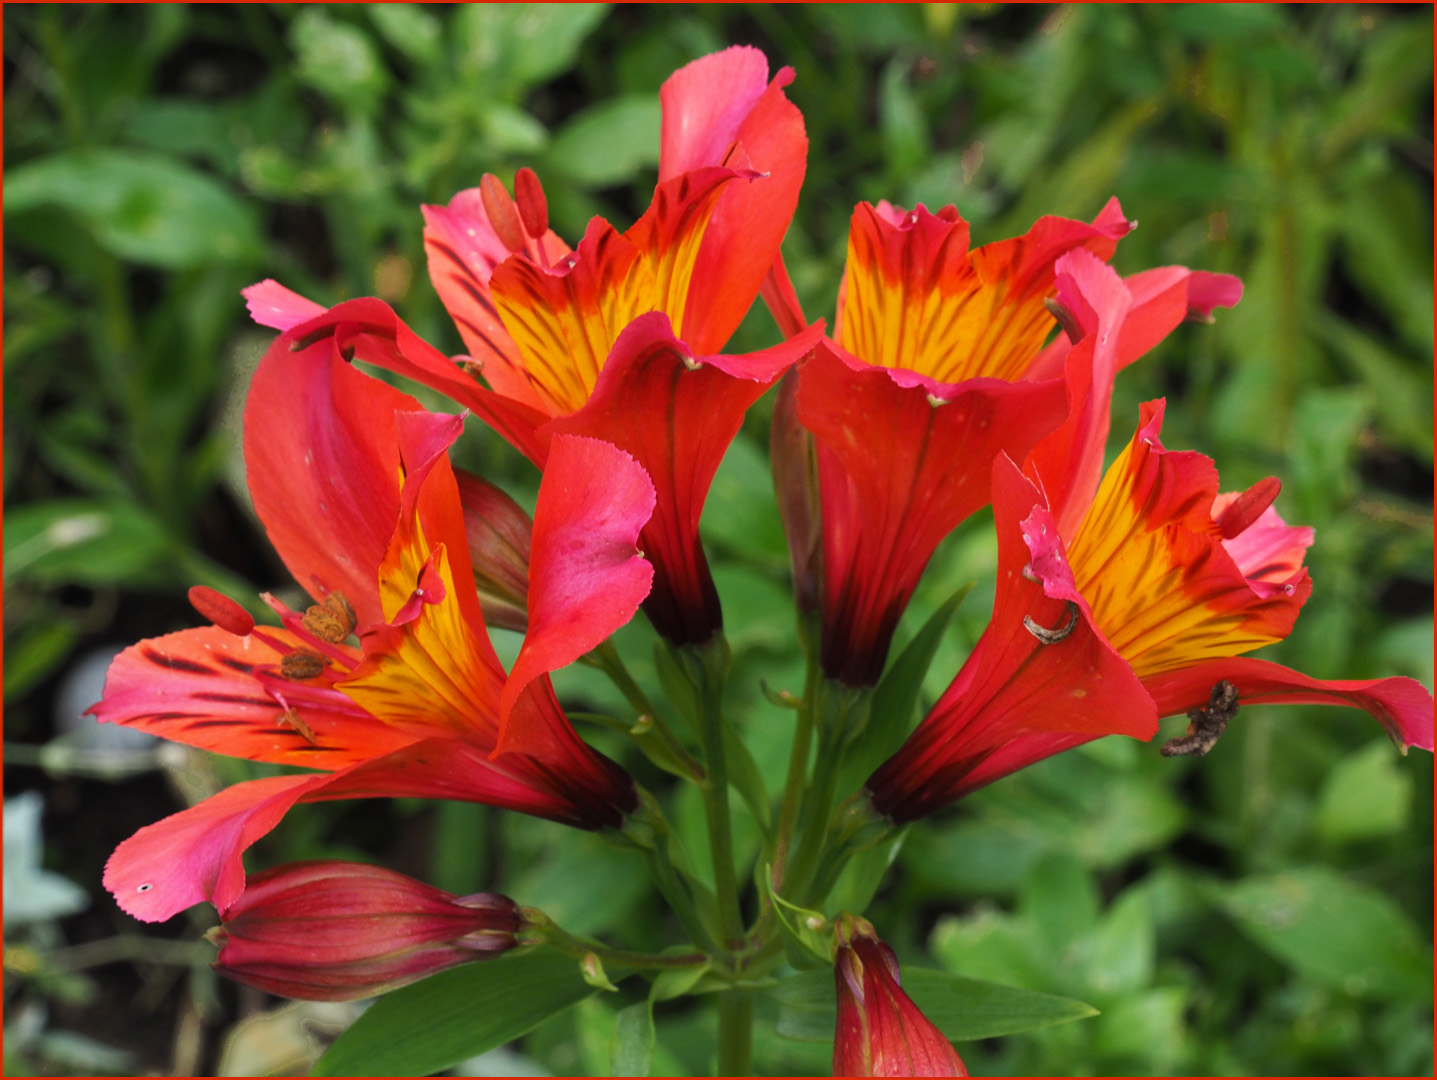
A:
[312,948,599,1077]
[4,500,176,588]
[3,618,79,703]
[368,4,441,65]
[290,9,388,115]
[5,149,259,269]
[1314,739,1413,843]
[544,96,662,187]
[1207,868,1433,1001]
[723,722,772,836]
[455,4,609,91]
[610,1001,655,1078]
[771,966,1097,1043]
[840,585,970,792]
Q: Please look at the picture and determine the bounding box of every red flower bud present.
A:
[833,916,967,1077]
[210,861,521,1001]
[456,470,533,634]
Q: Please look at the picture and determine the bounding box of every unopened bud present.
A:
[456,471,532,633]
[211,861,520,1001]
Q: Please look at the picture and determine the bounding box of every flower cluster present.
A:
[92,46,1432,1076]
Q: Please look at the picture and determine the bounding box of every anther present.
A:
[457,358,485,378]
[1044,297,1086,344]
[188,585,255,636]
[302,591,356,644]
[513,167,549,239]
[1161,679,1238,757]
[1216,477,1281,539]
[1023,601,1079,644]
[280,649,331,681]
[1021,564,1042,584]
[278,706,319,744]
[479,173,527,254]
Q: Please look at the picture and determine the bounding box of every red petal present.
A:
[423,188,572,413]
[499,435,655,750]
[245,333,422,628]
[661,50,808,354]
[1142,658,1435,753]
[294,297,552,464]
[89,626,414,769]
[797,341,1068,685]
[551,312,822,645]
[867,455,1156,820]
[242,279,326,331]
[1023,248,1133,539]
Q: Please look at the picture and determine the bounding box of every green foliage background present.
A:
[5,5,1432,1076]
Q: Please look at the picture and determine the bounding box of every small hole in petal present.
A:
[137,883,153,892]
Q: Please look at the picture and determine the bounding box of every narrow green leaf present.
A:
[841,584,970,792]
[311,948,599,1077]
[724,722,772,836]
[771,966,1098,1043]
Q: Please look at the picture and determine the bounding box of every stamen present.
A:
[457,357,485,378]
[1021,564,1041,584]
[302,591,357,644]
[479,173,527,254]
[1023,601,1079,644]
[1043,297,1086,344]
[1216,477,1281,539]
[513,167,549,240]
[1161,679,1238,757]
[277,706,319,744]
[280,649,331,681]
[188,586,254,636]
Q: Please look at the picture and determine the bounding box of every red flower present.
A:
[403,45,821,645]
[210,860,521,1001]
[833,916,967,1077]
[92,326,656,923]
[795,197,1242,685]
[867,253,1433,821]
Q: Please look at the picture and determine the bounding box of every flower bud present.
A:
[833,915,967,1077]
[210,861,521,1001]
[456,471,533,634]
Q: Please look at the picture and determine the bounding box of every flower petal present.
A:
[89,626,414,769]
[551,312,823,645]
[244,330,422,628]
[1142,658,1435,753]
[797,340,1068,685]
[243,279,328,331]
[866,454,1156,819]
[661,49,808,354]
[500,434,655,748]
[423,187,572,412]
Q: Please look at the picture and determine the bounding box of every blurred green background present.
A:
[4,4,1432,1076]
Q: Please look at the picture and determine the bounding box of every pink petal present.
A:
[659,46,772,180]
[242,279,327,331]
[499,434,656,751]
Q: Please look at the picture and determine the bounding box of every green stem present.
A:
[716,990,754,1077]
[685,639,744,952]
[530,916,707,972]
[770,629,820,890]
[586,638,705,783]
[619,804,719,953]
[780,680,862,904]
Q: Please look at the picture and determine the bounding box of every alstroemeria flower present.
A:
[402,46,821,646]
[866,255,1433,821]
[793,198,1242,686]
[833,915,967,1077]
[91,327,656,922]
[211,860,521,1001]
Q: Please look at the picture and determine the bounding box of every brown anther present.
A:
[457,358,485,378]
[1023,601,1079,644]
[302,591,356,644]
[513,166,548,239]
[277,706,319,744]
[280,649,331,681]
[479,173,527,254]
[1216,477,1281,539]
[1043,297,1086,344]
[1021,564,1042,584]
[1161,679,1238,757]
